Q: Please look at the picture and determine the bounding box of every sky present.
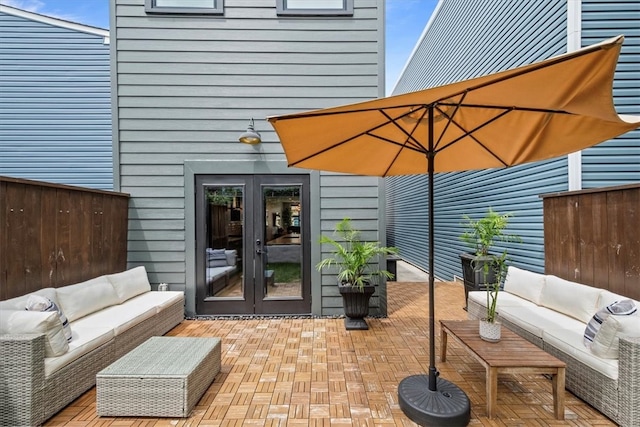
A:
[0,0,437,94]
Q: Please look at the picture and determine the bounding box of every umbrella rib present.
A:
[435,109,514,167]
[287,107,424,167]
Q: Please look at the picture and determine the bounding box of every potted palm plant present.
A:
[459,208,520,309]
[316,217,398,330]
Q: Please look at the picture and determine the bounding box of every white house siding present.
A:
[112,0,385,315]
[0,6,112,190]
[387,0,635,280]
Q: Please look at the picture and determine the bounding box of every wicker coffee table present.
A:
[96,336,221,417]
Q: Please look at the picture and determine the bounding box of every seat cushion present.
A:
[44,322,114,377]
[123,291,184,313]
[544,327,619,380]
[74,301,157,336]
[498,305,586,340]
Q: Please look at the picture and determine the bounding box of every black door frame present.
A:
[195,174,311,315]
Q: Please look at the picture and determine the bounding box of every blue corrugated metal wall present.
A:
[388,0,574,280]
[581,0,640,189]
[0,10,112,190]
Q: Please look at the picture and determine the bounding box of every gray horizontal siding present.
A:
[388,0,568,280]
[580,0,640,189]
[114,0,384,315]
[0,10,112,190]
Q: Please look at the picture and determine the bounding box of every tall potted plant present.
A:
[316,217,398,330]
[459,208,520,309]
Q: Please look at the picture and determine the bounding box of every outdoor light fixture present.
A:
[239,118,261,144]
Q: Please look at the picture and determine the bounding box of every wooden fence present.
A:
[541,183,639,300]
[0,176,129,300]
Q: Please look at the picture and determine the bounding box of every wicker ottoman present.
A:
[96,336,221,417]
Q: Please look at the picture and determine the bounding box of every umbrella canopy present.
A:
[267,35,640,425]
[268,35,639,176]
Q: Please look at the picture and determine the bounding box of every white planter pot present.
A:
[479,319,501,342]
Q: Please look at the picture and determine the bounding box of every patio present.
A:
[45,266,615,426]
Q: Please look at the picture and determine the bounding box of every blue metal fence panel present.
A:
[0,9,112,190]
[387,0,568,280]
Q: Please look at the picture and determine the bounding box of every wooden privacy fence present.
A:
[541,183,639,300]
[0,176,129,300]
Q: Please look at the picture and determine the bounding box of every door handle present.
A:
[256,239,263,255]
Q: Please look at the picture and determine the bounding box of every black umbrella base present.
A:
[398,375,470,426]
[344,316,369,330]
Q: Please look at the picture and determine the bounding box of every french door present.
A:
[195,174,311,315]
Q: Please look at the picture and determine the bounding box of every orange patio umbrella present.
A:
[268,35,640,426]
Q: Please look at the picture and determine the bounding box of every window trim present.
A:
[276,0,353,16]
[145,0,224,15]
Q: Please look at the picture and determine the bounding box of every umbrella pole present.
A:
[397,105,470,426]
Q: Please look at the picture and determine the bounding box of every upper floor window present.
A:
[276,0,353,16]
[145,0,224,15]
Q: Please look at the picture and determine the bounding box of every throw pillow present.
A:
[591,315,640,359]
[0,309,69,357]
[584,299,637,350]
[207,248,227,260]
[26,294,72,342]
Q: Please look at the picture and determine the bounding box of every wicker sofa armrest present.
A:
[619,336,640,427]
[0,334,47,426]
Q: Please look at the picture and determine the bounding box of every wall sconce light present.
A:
[239,118,262,144]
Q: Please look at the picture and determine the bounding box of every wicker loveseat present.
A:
[467,266,640,426]
[0,266,184,426]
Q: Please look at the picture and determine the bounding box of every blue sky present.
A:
[0,0,437,93]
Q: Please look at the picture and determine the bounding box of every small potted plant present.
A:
[459,208,520,309]
[478,251,509,342]
[316,217,398,330]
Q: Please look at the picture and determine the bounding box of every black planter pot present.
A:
[459,253,497,310]
[339,284,375,330]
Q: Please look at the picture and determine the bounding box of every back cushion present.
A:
[502,266,546,304]
[540,275,602,323]
[0,287,59,311]
[57,276,120,322]
[106,266,152,303]
[0,310,69,357]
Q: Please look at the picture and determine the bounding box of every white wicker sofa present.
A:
[0,266,184,427]
[467,266,640,426]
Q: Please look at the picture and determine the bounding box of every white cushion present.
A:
[44,322,114,377]
[78,300,157,335]
[468,289,539,310]
[26,295,72,342]
[0,287,59,311]
[106,266,151,303]
[591,313,640,359]
[499,305,586,339]
[543,327,619,380]
[124,291,184,313]
[0,310,69,357]
[539,275,602,323]
[502,266,546,304]
[56,276,120,322]
[598,290,640,311]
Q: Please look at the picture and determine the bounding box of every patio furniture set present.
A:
[0,266,186,426]
[467,265,640,426]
